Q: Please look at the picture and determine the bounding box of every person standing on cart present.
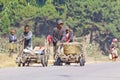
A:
[63,26,73,42]
[52,20,65,58]
[22,25,32,49]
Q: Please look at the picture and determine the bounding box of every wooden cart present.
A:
[54,42,85,66]
[16,40,50,67]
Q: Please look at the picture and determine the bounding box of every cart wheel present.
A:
[22,63,25,67]
[45,55,49,66]
[65,62,70,65]
[41,55,46,67]
[79,57,85,66]
[26,62,29,66]
[18,59,21,67]
[16,57,22,67]
[26,59,30,67]
[18,62,21,67]
[54,57,62,66]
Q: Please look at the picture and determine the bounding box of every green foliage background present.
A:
[0,0,120,39]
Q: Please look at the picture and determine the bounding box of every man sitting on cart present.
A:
[63,26,73,42]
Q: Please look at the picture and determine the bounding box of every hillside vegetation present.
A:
[0,0,120,55]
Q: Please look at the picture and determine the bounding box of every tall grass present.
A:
[0,38,9,53]
[0,54,17,68]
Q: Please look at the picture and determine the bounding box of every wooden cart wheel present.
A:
[65,62,70,65]
[41,55,46,67]
[79,57,85,66]
[45,55,49,66]
[54,57,62,66]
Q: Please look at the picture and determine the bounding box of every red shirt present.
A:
[66,33,70,42]
[47,35,52,43]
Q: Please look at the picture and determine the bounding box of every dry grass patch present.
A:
[0,54,17,68]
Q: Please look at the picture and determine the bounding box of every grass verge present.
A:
[0,54,17,68]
